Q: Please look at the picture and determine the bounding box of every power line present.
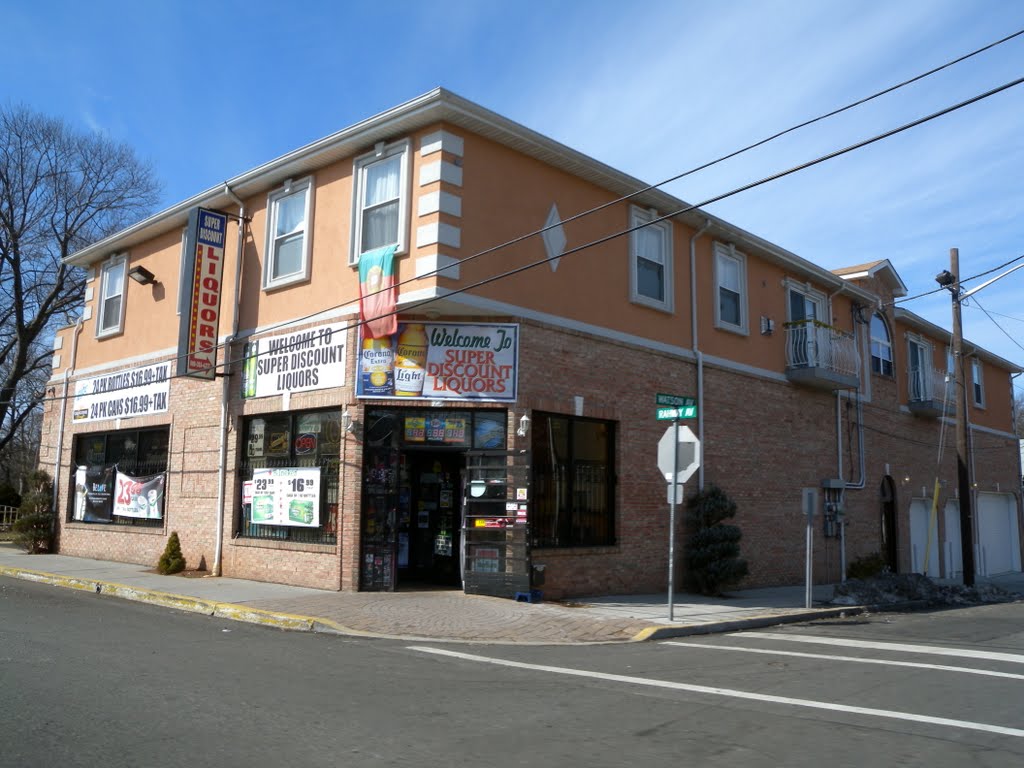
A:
[893,253,1024,307]
[24,73,1024,410]
[968,297,1024,357]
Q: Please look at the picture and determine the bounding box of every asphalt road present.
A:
[2,576,1023,767]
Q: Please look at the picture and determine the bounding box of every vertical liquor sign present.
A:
[177,207,228,379]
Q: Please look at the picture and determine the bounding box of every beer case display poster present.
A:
[250,466,321,527]
[113,471,166,519]
[72,362,171,424]
[242,322,347,400]
[356,322,518,402]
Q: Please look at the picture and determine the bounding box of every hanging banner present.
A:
[177,207,228,379]
[358,244,398,339]
[241,322,347,399]
[71,362,171,424]
[82,465,115,523]
[356,322,518,402]
[113,470,166,520]
[250,466,321,527]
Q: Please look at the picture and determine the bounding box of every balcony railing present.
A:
[908,364,950,416]
[784,320,861,390]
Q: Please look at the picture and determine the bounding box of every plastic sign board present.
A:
[657,424,701,484]
[656,406,697,420]
[177,207,228,379]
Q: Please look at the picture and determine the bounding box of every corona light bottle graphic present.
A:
[360,336,395,396]
[394,324,428,397]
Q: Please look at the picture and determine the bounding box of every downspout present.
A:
[690,218,712,490]
[212,184,246,577]
[52,318,85,517]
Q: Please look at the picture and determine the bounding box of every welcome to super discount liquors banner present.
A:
[356,322,518,402]
[72,362,171,424]
[249,467,321,527]
[241,322,347,399]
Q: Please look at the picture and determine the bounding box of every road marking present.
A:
[730,633,1024,665]
[409,646,1024,739]
[664,641,1024,681]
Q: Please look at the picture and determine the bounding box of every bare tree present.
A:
[0,105,160,461]
[1015,388,1024,439]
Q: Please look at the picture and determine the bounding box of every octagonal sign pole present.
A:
[657,423,701,622]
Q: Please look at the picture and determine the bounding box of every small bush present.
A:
[684,485,749,596]
[847,552,888,580]
[12,471,54,553]
[157,531,186,575]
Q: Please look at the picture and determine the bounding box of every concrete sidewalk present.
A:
[2,543,1017,644]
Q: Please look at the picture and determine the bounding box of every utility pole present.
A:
[938,248,976,587]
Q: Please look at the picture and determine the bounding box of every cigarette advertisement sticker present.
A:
[250,466,321,527]
[356,323,518,402]
[72,362,171,424]
[242,322,347,399]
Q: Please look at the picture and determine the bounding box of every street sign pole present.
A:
[668,417,679,622]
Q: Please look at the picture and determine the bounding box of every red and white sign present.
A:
[178,208,228,379]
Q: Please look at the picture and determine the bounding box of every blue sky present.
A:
[4,0,1024,394]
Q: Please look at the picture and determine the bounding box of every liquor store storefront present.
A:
[359,407,510,591]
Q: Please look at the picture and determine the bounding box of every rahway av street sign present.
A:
[657,406,696,420]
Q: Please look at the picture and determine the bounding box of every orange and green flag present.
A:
[358,245,398,339]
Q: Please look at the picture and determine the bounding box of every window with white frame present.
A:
[907,335,933,401]
[350,140,410,265]
[714,243,747,333]
[971,358,985,406]
[264,177,313,289]
[629,207,672,311]
[870,313,893,376]
[97,255,127,337]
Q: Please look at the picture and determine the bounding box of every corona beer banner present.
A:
[177,207,228,379]
[356,322,518,402]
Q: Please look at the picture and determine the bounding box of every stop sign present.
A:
[657,424,701,484]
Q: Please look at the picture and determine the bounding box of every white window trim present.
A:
[714,243,749,335]
[96,253,127,338]
[629,206,673,312]
[263,176,314,290]
[868,311,894,377]
[905,332,934,399]
[971,357,986,408]
[349,139,411,266]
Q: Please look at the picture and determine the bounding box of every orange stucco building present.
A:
[41,89,1023,597]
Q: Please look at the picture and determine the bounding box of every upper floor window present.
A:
[350,140,410,266]
[971,358,985,407]
[629,207,673,311]
[264,177,313,289]
[907,335,933,400]
[97,255,127,337]
[870,313,893,376]
[714,243,747,333]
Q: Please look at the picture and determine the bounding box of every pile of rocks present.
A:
[829,572,1020,607]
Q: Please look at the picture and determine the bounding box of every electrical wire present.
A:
[968,297,1024,356]
[17,73,1024,410]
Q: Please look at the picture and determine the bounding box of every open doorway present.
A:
[400,450,463,588]
[880,476,898,572]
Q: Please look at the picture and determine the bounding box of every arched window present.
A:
[870,313,893,376]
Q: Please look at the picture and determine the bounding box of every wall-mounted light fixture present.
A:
[128,265,157,285]
[342,408,359,434]
[517,413,530,438]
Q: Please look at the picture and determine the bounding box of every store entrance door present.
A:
[400,451,463,588]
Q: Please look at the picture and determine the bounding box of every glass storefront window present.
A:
[238,408,340,545]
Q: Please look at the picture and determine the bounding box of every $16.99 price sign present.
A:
[250,466,321,528]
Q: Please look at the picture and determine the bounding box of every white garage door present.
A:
[909,498,940,577]
[976,493,1021,576]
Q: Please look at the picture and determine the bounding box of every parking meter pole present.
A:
[668,418,679,622]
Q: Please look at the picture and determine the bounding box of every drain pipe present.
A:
[690,218,712,489]
[52,317,85,517]
[212,183,246,577]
